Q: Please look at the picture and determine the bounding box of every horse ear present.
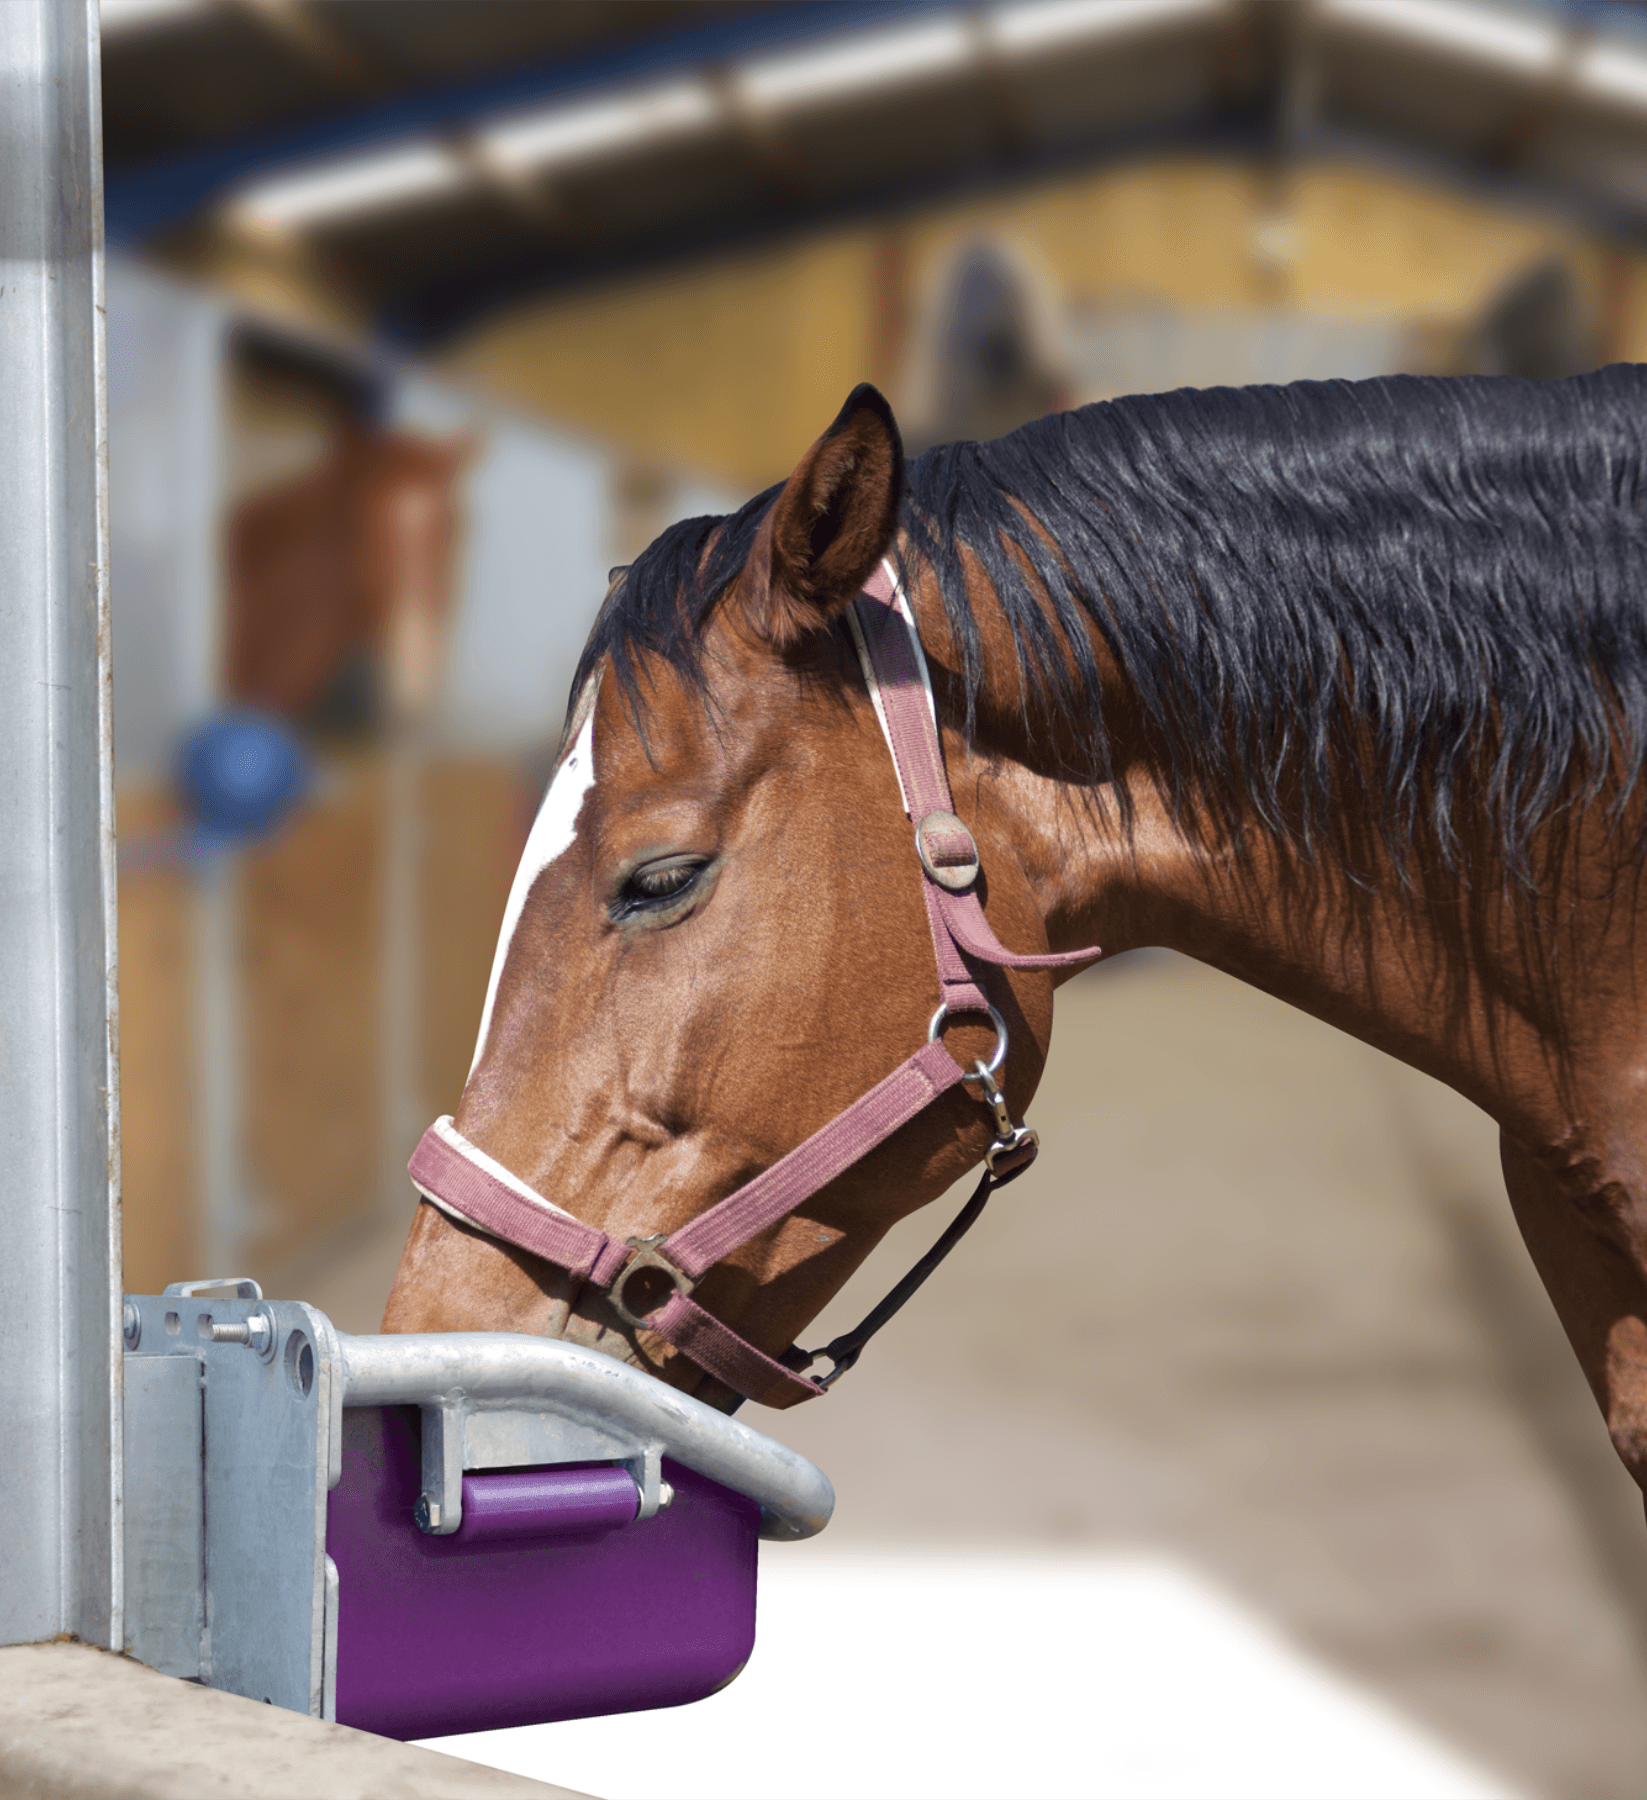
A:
[747,383,905,647]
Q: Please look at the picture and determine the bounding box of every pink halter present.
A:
[408,564,1100,1406]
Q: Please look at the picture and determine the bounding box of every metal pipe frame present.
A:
[339,1330,836,1542]
[0,0,121,1649]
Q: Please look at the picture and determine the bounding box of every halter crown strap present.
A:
[851,563,1101,986]
[407,560,1100,1407]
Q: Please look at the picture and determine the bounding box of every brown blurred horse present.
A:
[227,427,475,723]
[385,371,1647,1515]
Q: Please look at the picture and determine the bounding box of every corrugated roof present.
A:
[101,0,1647,344]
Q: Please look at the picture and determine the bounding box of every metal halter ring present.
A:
[610,1234,698,1329]
[927,1001,1009,1081]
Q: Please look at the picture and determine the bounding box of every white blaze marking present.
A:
[468,710,597,1076]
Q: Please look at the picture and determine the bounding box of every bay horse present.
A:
[384,369,1647,1517]
[227,426,475,726]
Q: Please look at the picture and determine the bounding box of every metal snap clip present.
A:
[970,1061,1041,1179]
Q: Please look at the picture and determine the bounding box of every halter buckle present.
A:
[915,811,980,891]
[610,1234,698,1329]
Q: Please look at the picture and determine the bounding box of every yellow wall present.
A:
[446,237,882,495]
[439,154,1647,491]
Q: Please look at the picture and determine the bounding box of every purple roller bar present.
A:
[458,1465,639,1543]
[327,1407,759,1740]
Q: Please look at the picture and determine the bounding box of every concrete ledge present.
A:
[0,1643,594,1800]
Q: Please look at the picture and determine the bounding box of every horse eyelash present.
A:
[633,866,695,898]
[609,859,705,921]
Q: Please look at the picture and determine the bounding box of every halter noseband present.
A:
[406,563,1100,1406]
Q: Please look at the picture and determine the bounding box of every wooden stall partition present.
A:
[417,757,530,1126]
[237,751,387,1269]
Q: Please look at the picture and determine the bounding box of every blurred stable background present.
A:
[101,2,1647,1794]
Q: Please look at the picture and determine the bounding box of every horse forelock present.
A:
[570,485,783,744]
[572,365,1647,889]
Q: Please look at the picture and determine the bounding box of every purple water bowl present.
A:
[327,1330,834,1742]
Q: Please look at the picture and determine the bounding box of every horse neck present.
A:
[905,563,1646,1171]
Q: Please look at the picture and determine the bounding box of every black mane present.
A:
[576,366,1647,884]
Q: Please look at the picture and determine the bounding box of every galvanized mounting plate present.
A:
[123,1286,339,1717]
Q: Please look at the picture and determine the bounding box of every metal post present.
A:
[0,0,121,1649]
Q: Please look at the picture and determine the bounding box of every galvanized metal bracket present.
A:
[625,1445,672,1520]
[163,1277,263,1299]
[123,1289,338,1718]
[415,1402,466,1535]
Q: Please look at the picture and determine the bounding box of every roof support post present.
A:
[0,0,122,1650]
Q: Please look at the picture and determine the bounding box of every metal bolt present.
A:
[656,1481,675,1510]
[122,1301,141,1350]
[414,1494,441,1534]
[211,1309,274,1358]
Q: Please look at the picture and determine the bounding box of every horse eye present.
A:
[612,857,706,920]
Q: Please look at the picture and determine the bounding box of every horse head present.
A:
[382,385,1100,1409]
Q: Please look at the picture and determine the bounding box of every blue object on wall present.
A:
[177,712,310,841]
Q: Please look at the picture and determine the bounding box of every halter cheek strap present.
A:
[407,562,1101,1407]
